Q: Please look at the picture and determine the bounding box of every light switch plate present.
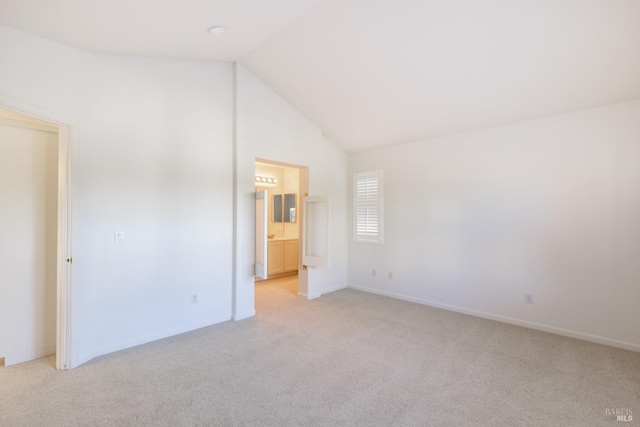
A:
[114,231,125,243]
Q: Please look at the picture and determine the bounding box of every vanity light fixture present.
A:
[255,176,277,184]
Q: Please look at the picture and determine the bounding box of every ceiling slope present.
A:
[2,0,639,152]
[240,0,640,152]
[0,0,320,61]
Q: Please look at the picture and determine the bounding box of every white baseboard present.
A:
[348,284,640,353]
[6,344,56,366]
[232,310,256,321]
[321,284,348,295]
[298,292,321,300]
[298,284,347,300]
[77,314,232,368]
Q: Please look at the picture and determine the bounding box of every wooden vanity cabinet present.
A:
[267,239,299,277]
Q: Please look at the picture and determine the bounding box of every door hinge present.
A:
[302,265,308,270]
[66,257,72,264]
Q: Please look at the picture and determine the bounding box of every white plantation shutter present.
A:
[353,170,383,243]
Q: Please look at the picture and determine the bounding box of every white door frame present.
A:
[56,123,72,370]
[0,98,73,370]
[254,159,309,298]
[254,190,268,279]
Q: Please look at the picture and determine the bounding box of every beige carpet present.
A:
[1,276,638,426]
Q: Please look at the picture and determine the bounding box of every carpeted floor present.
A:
[1,276,638,426]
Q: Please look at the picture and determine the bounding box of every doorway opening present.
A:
[254,159,309,306]
[0,104,71,370]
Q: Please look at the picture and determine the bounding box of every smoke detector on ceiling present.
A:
[208,25,225,35]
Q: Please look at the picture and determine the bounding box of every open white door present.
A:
[255,190,268,279]
[302,196,330,268]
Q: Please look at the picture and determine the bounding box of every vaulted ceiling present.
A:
[2,0,640,152]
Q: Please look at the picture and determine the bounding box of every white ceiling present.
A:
[2,0,640,153]
[241,0,640,152]
[0,0,320,61]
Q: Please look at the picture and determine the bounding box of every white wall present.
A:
[349,99,640,351]
[0,25,349,368]
[73,54,234,365]
[234,64,348,318]
[0,26,81,123]
[0,25,234,367]
[0,121,58,365]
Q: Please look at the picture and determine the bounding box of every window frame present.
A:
[353,170,384,244]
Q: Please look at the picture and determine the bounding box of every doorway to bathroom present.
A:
[254,159,309,303]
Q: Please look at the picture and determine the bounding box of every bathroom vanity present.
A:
[267,238,299,277]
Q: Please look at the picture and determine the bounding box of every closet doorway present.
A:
[0,104,71,369]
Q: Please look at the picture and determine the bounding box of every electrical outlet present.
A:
[372,269,376,277]
[524,293,533,304]
[388,272,393,279]
[191,294,198,305]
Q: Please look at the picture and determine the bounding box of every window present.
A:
[353,170,383,243]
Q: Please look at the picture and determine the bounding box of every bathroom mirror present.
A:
[284,193,296,223]
[273,194,283,222]
[273,193,296,223]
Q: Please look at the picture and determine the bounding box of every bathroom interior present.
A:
[255,161,300,286]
